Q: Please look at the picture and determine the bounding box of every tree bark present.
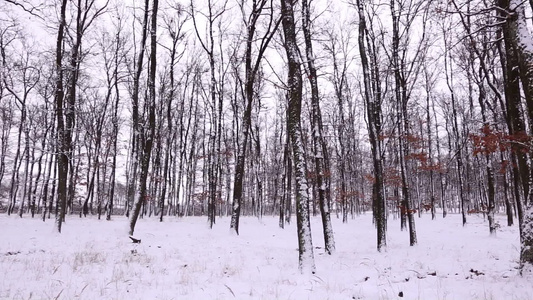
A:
[54,0,68,233]
[504,0,533,272]
[356,0,387,251]
[280,0,315,273]
[301,0,335,254]
[230,0,280,234]
[129,0,158,236]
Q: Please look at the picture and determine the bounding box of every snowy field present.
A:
[1,213,532,300]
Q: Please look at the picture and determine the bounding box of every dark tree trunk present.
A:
[356,0,386,251]
[280,0,315,273]
[502,0,533,272]
[230,0,280,234]
[126,0,150,220]
[54,0,68,233]
[129,0,158,236]
[390,0,416,245]
[301,0,335,254]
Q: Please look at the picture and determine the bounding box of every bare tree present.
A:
[190,0,229,228]
[158,4,188,221]
[498,0,533,272]
[129,0,158,236]
[54,0,68,232]
[354,0,387,251]
[301,0,335,254]
[230,0,280,234]
[280,0,315,273]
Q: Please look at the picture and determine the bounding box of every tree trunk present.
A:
[129,0,157,236]
[356,0,386,251]
[504,0,533,272]
[281,0,315,273]
[301,0,335,254]
[54,0,68,233]
[390,0,416,245]
[230,0,279,234]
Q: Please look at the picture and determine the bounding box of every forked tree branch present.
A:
[2,0,44,20]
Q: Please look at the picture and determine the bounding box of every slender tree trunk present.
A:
[356,0,386,251]
[279,134,290,228]
[301,0,334,254]
[424,69,436,220]
[390,0,416,245]
[129,0,158,236]
[443,28,466,225]
[8,101,24,215]
[281,0,315,273]
[126,0,150,220]
[477,86,497,235]
[54,0,69,233]
[159,21,182,223]
[107,34,121,221]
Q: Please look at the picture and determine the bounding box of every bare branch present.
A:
[1,0,44,20]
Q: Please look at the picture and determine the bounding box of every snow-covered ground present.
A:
[0,213,531,299]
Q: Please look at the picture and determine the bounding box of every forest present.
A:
[1,0,533,276]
